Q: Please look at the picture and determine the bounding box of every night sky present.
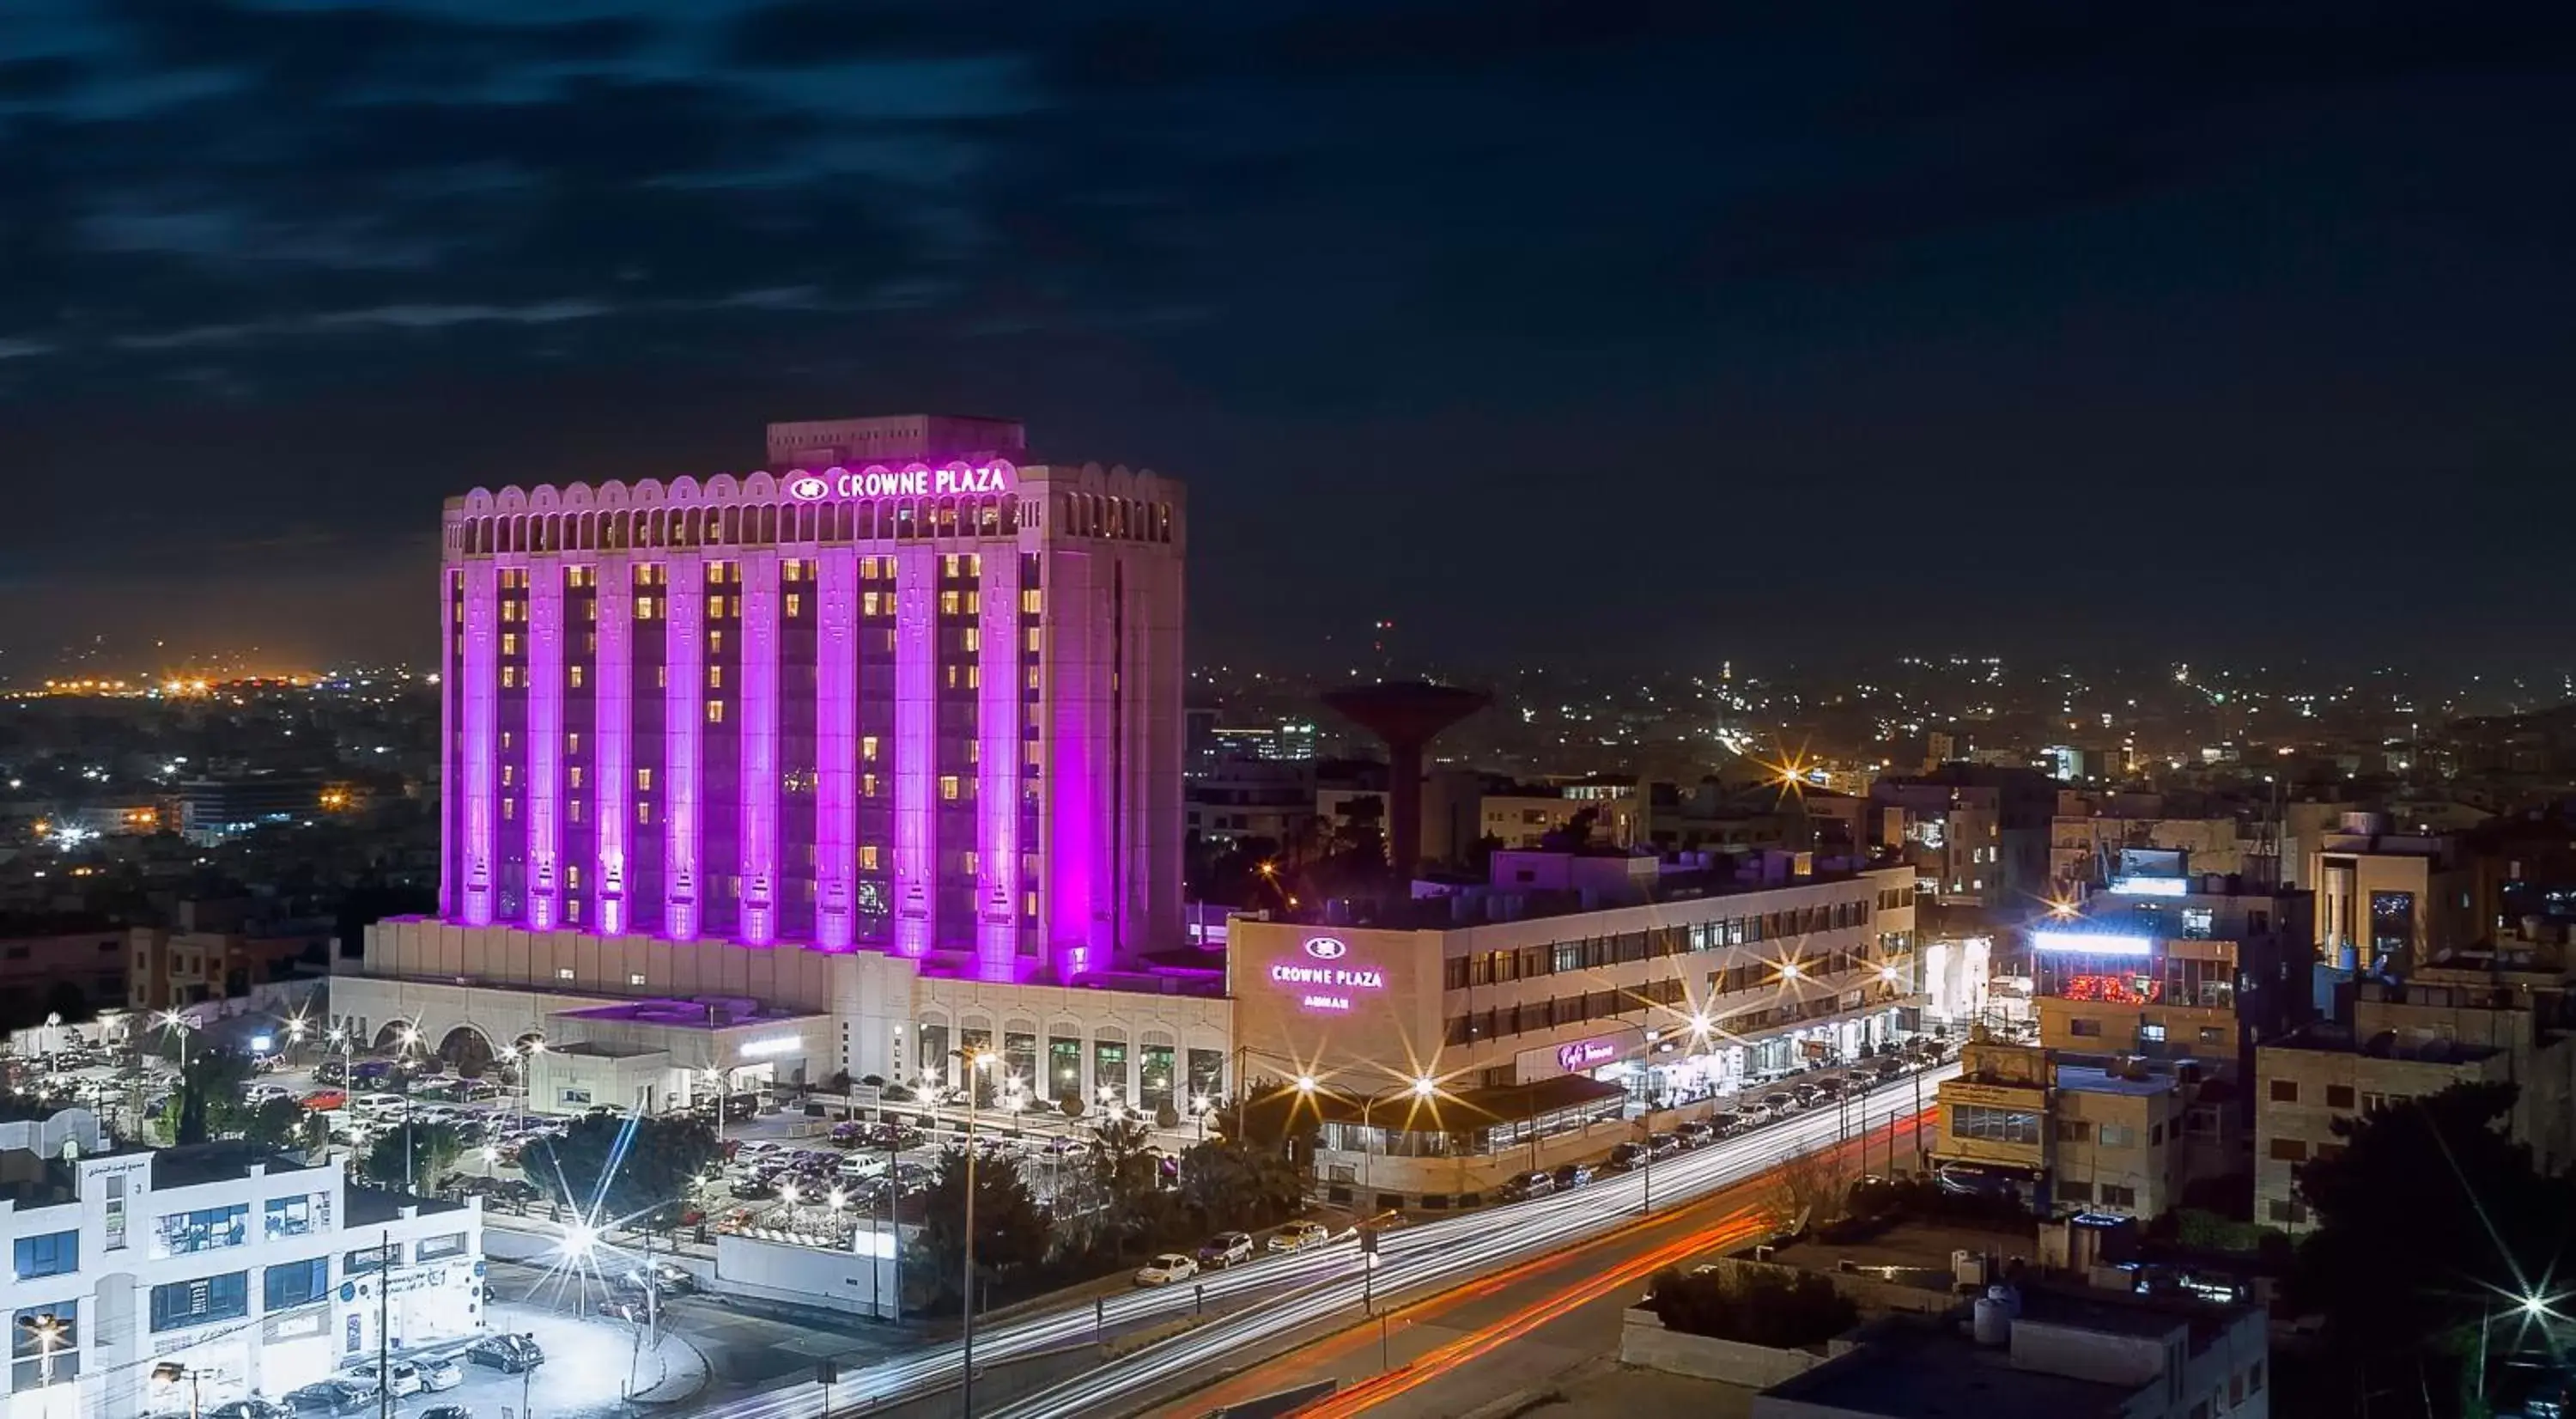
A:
[3,2,2573,676]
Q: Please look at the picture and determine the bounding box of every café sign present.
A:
[1556,1037,1623,1072]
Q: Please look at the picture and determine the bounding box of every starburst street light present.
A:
[556,1220,598,1263]
[1410,1075,1437,1099]
[1294,1075,1317,1093]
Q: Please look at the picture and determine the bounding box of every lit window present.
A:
[568,665,585,688]
[636,595,658,619]
[637,768,653,791]
[861,772,878,796]
[567,899,582,922]
[943,554,960,578]
[939,775,961,801]
[963,850,979,874]
[1024,741,1042,766]
[964,666,980,688]
[708,563,726,587]
[1026,667,1042,689]
[860,845,879,870]
[863,592,883,617]
[785,594,802,617]
[964,553,981,576]
[963,627,981,653]
[501,730,513,750]
[586,600,598,622]
[1025,626,1042,652]
[568,732,581,754]
[637,802,653,825]
[708,630,725,654]
[656,666,667,688]
[629,973,647,986]
[963,591,979,613]
[708,700,726,724]
[500,666,518,688]
[568,864,582,889]
[783,562,801,584]
[861,735,879,761]
[708,665,724,689]
[501,798,515,821]
[568,801,583,823]
[1021,588,1042,614]
[568,766,584,789]
[556,967,575,980]
[708,594,727,618]
[1024,891,1038,917]
[966,740,980,764]
[501,632,519,655]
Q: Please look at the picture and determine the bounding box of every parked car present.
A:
[1706,1111,1747,1136]
[419,1408,474,1419]
[301,1087,349,1111]
[1791,1082,1831,1108]
[1552,1161,1595,1190]
[282,1381,372,1415]
[207,1399,295,1419]
[1675,1119,1716,1148]
[1267,1220,1331,1252]
[1497,1169,1556,1203]
[1648,1131,1686,1158]
[348,1361,422,1398]
[313,1060,348,1085]
[465,1333,544,1373]
[416,1356,464,1392]
[1761,1090,1801,1117]
[351,1093,407,1118]
[1133,1252,1199,1286]
[1196,1231,1255,1269]
[620,1261,694,1297]
[1604,1142,1647,1173]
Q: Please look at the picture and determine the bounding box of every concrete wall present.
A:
[714,1230,898,1319]
[1619,1307,1831,1387]
[1693,1255,1956,1318]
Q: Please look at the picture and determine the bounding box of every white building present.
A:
[0,1109,484,1418]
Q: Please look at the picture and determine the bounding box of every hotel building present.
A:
[337,415,1230,1111]
[1225,848,1924,1208]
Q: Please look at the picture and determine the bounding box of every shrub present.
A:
[1646,1265,1859,1349]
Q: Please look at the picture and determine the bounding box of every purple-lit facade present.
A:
[436,415,1187,984]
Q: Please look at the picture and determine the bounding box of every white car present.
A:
[246,1084,294,1105]
[1267,1221,1330,1253]
[348,1361,422,1398]
[352,1093,408,1118]
[416,1356,464,1392]
[1133,1252,1199,1287]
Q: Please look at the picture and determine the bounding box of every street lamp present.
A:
[957,1045,997,1418]
[19,1312,68,1393]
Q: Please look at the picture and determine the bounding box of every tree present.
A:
[523,1112,722,1232]
[163,1047,257,1146]
[358,1120,467,1191]
[1647,1265,1857,1349]
[1178,1135,1304,1230]
[910,1145,1049,1309]
[2289,1081,2576,1416]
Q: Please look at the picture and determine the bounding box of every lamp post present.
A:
[956,1046,995,1418]
[396,1024,422,1194]
[20,1312,67,1398]
[149,1361,204,1419]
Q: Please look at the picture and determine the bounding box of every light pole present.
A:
[396,1024,422,1194]
[20,1312,66,1397]
[957,1046,994,1418]
[149,1361,204,1419]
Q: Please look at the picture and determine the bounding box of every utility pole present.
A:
[960,1049,986,1419]
[378,1230,394,1419]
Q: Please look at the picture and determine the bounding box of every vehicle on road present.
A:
[1196,1231,1255,1268]
[620,1261,694,1297]
[1497,1169,1556,1203]
[1134,1252,1199,1286]
[465,1334,544,1373]
[282,1381,372,1415]
[1267,1220,1330,1252]
[347,1361,422,1398]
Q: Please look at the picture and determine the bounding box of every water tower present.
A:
[1321,681,1491,879]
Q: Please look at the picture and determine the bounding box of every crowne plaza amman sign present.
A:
[1269,935,1386,1013]
[784,461,1016,502]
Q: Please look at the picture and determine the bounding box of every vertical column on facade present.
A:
[594,552,632,935]
[815,548,859,949]
[975,549,1024,981]
[526,558,564,931]
[1041,542,1098,981]
[440,556,456,916]
[460,558,500,926]
[739,548,781,946]
[892,540,938,958]
[665,549,706,941]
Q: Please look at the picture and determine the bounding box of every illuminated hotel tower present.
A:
[436,415,1185,983]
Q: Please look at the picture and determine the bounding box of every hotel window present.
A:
[629,973,647,986]
[568,900,582,923]
[556,966,576,980]
[860,845,879,870]
[1021,588,1042,614]
[586,631,597,652]
[501,764,515,787]
[782,561,801,583]
[571,566,594,588]
[863,592,883,616]
[501,798,515,821]
[1024,741,1043,766]
[568,665,585,688]
[943,554,961,578]
[1024,890,1038,917]
[568,864,583,889]
[586,600,598,622]
[939,591,963,616]
[501,666,518,688]
[939,776,961,801]
[963,627,980,652]
[637,802,653,825]
[636,595,659,619]
[637,768,653,791]
[861,735,879,761]
[1026,667,1042,690]
[568,766,584,789]
[568,732,581,754]
[1024,626,1042,652]
[708,700,726,724]
[962,850,979,874]
[568,801,583,823]
[785,594,802,617]
[501,632,519,655]
[656,665,667,687]
[708,664,724,689]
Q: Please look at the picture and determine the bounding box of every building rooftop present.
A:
[2264,1021,2503,1063]
[2054,1065,2177,1098]
[554,996,823,1030]
[1762,1317,2136,1419]
[1278,848,1905,932]
[150,1142,318,1191]
[344,1183,469,1227]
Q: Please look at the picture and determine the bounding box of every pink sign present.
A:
[784,462,1016,501]
[1269,959,1386,1014]
[1557,1038,1621,1072]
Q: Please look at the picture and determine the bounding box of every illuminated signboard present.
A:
[2107,876,2188,898]
[2030,929,2156,957]
[1268,958,1385,1014]
[1303,936,1348,960]
[738,1035,805,1059]
[783,462,1016,502]
[1556,1038,1622,1072]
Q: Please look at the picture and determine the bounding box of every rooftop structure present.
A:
[1319,681,1489,880]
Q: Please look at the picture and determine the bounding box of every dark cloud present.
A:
[2,0,2574,674]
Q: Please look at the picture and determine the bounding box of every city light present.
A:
[1411,1075,1437,1099]
[2030,929,2157,957]
[557,1221,598,1262]
[2106,875,2188,898]
[1294,1075,1317,1093]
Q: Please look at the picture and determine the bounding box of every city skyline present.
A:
[4,3,2574,673]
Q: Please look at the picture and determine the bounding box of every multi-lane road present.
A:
[693,1063,1959,1419]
